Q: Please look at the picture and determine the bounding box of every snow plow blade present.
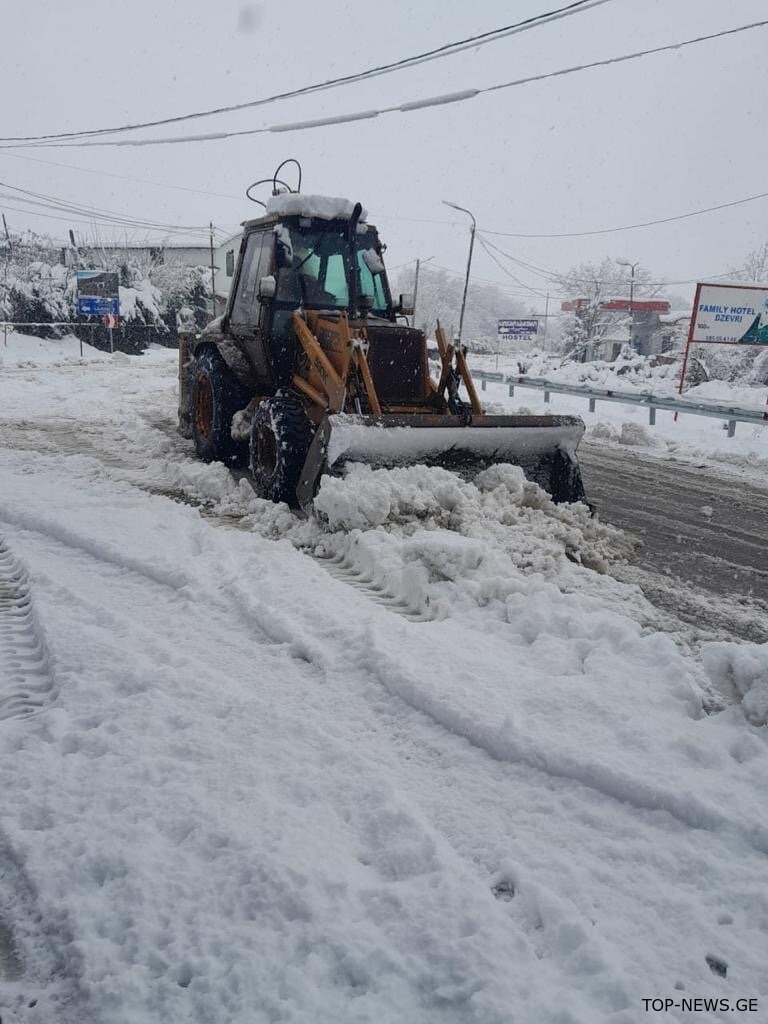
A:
[297,413,588,510]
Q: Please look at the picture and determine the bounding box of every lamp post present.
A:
[443,200,476,346]
[616,259,639,351]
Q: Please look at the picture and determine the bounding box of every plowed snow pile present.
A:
[0,347,767,1023]
[220,462,637,617]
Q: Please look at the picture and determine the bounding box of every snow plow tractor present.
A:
[178,177,588,512]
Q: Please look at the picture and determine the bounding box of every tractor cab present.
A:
[211,197,425,407]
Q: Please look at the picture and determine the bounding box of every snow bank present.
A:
[474,349,768,409]
[0,331,105,366]
[702,642,768,725]
[472,357,768,483]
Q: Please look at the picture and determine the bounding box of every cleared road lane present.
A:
[580,442,768,643]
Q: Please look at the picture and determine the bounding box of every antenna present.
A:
[245,158,303,206]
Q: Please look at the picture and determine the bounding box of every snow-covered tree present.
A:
[728,242,768,283]
[395,264,526,350]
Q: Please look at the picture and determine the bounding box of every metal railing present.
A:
[471,370,768,437]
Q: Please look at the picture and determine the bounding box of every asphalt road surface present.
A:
[579,441,768,644]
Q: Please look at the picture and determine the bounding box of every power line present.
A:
[0,201,208,238]
[1,1,611,143]
[0,180,210,234]
[5,146,767,248]
[0,151,245,202]
[9,18,766,150]
[480,187,768,239]
[476,237,551,298]
[406,258,546,299]
[479,233,737,289]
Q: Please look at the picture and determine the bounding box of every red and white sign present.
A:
[561,298,670,313]
[600,299,670,313]
[102,314,119,329]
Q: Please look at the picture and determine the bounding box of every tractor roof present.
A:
[241,193,370,233]
[265,193,369,222]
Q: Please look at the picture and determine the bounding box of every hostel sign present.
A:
[690,282,768,345]
[498,318,538,339]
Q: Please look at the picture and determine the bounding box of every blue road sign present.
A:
[76,270,119,318]
[77,296,120,316]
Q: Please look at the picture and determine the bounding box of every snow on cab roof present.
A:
[265,193,369,222]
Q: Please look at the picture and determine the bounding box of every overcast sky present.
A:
[2,0,767,311]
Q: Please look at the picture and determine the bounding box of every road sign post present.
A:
[496,319,539,366]
[76,272,120,354]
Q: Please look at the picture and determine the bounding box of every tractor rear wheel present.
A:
[250,395,314,507]
[191,347,249,467]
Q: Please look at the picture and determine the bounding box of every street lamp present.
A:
[442,200,476,346]
[616,259,639,351]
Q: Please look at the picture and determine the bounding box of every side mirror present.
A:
[398,292,415,316]
[258,275,276,301]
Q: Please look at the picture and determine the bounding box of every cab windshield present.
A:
[275,221,390,316]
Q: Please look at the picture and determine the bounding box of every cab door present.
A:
[228,229,274,384]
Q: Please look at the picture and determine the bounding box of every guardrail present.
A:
[471,370,768,437]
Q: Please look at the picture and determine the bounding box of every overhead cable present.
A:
[7,19,766,150]
[479,188,768,238]
[0,1,611,143]
[0,179,211,234]
[479,234,738,288]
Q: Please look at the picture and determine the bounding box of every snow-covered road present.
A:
[0,348,766,1023]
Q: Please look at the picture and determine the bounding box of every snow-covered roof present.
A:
[265,193,368,222]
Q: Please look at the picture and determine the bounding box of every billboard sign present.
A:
[690,282,768,345]
[498,318,538,339]
[76,271,120,316]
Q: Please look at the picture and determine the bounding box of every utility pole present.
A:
[442,200,476,346]
[1,214,8,349]
[209,222,216,317]
[616,259,638,351]
[542,292,550,350]
[411,255,434,329]
[413,258,421,327]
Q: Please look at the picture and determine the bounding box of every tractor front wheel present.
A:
[191,347,249,467]
[250,395,314,507]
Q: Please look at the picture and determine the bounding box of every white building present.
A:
[64,242,212,270]
[212,232,243,314]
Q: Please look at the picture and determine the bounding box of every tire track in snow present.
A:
[0,537,56,722]
[0,418,433,623]
[363,637,768,856]
[308,551,436,622]
[0,830,92,1023]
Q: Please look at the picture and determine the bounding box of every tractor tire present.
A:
[250,395,314,507]
[191,347,249,468]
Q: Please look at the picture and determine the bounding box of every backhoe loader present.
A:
[178,178,587,512]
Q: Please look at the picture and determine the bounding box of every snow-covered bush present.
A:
[0,248,72,338]
[690,344,762,385]
[0,234,212,354]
